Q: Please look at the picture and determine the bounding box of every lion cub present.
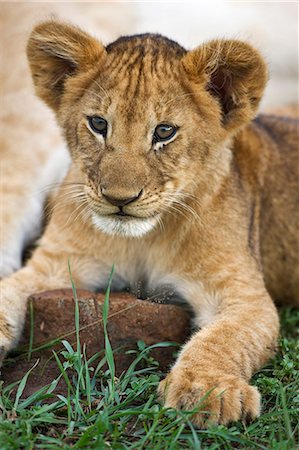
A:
[0,21,298,427]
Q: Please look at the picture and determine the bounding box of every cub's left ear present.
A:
[182,39,268,131]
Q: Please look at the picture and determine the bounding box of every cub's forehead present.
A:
[86,34,187,113]
[102,33,185,86]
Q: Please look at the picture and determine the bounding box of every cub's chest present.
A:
[111,265,216,329]
[104,253,186,307]
[92,230,193,306]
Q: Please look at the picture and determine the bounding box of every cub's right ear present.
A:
[27,21,106,110]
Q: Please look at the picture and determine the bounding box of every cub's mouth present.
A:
[91,211,159,238]
[115,211,127,217]
[114,210,134,218]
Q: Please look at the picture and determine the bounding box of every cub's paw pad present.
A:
[158,371,260,427]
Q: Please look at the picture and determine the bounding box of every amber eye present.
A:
[88,116,108,137]
[154,124,177,142]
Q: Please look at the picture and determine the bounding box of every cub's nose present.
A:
[102,189,143,208]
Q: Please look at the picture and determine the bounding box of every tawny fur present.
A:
[0,21,298,427]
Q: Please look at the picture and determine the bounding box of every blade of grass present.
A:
[120,341,177,391]
[102,264,115,402]
[13,359,39,410]
[27,299,34,361]
[52,350,75,397]
[18,375,62,410]
[68,259,81,360]
[83,346,92,408]
[279,383,295,445]
[74,363,87,421]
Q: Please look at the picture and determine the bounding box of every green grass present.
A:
[0,276,298,449]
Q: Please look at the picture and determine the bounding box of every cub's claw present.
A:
[158,370,261,427]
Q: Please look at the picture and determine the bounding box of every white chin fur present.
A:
[91,214,157,238]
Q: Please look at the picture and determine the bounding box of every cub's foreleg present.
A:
[158,259,279,427]
[0,241,107,366]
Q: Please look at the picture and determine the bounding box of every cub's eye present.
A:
[154,124,177,142]
[88,116,108,137]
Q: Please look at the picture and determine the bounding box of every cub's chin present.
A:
[91,213,158,238]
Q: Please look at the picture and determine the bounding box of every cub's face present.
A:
[61,37,223,237]
[27,23,267,237]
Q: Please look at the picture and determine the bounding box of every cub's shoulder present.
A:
[252,112,299,150]
[232,110,299,186]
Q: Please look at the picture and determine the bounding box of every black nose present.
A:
[102,189,143,207]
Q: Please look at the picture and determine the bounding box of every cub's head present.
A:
[27,21,267,237]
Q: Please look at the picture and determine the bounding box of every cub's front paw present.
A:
[158,367,260,427]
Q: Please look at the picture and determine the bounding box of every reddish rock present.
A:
[1,290,191,396]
